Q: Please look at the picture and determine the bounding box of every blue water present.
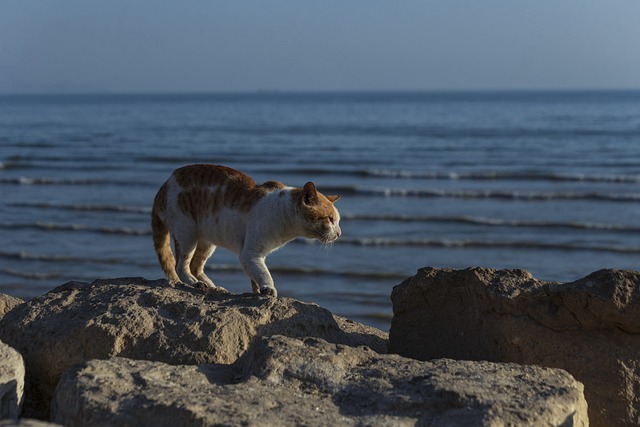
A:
[1,91,640,330]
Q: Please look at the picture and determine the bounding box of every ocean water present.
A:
[1,91,639,331]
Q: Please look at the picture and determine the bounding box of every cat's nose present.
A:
[336,226,342,238]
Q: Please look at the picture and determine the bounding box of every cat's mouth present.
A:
[306,225,341,244]
[319,230,341,244]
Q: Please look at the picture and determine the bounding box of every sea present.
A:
[1,91,639,331]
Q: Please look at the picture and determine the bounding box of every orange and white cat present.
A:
[151,164,341,297]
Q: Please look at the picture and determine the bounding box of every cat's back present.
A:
[156,164,285,222]
[171,164,257,190]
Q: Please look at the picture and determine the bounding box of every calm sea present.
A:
[1,91,639,330]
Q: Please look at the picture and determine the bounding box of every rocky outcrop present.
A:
[52,335,588,427]
[0,295,22,320]
[0,278,387,419]
[0,275,594,425]
[0,341,24,419]
[390,267,640,427]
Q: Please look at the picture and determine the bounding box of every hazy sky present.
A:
[2,1,639,94]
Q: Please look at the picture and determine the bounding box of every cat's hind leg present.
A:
[173,232,199,286]
[251,280,260,293]
[151,210,181,286]
[190,240,216,288]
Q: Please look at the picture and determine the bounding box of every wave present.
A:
[0,222,151,236]
[10,202,151,214]
[154,122,640,140]
[4,214,636,241]
[6,166,637,188]
[2,154,145,172]
[0,176,153,187]
[334,237,640,254]
[364,169,640,183]
[327,186,640,202]
[0,177,110,186]
[0,169,640,191]
[255,167,640,184]
[0,268,62,280]
[342,214,640,233]
[0,176,117,185]
[5,233,635,260]
[0,249,402,281]
[0,250,124,264]
[203,264,405,280]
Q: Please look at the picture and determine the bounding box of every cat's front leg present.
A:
[240,250,277,297]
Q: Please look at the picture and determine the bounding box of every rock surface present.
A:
[0,341,24,420]
[0,295,22,320]
[0,278,387,418]
[0,420,61,427]
[390,267,640,427]
[52,335,588,427]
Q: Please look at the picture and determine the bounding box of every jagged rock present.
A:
[390,267,640,427]
[0,278,387,419]
[0,340,24,419]
[52,335,588,427]
[0,295,22,320]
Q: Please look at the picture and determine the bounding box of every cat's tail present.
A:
[151,209,181,285]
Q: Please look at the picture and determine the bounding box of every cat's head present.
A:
[298,182,341,243]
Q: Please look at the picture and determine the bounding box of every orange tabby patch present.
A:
[153,181,169,212]
[173,164,254,189]
[174,165,286,216]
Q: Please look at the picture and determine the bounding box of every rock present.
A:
[0,420,61,427]
[52,335,588,427]
[0,340,24,419]
[0,277,388,419]
[390,267,640,427]
[0,295,22,320]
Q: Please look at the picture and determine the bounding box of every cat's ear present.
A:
[327,195,340,203]
[302,182,318,205]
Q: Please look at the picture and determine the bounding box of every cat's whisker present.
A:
[325,241,335,254]
[313,242,325,256]
[319,233,337,254]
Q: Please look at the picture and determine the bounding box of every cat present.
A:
[151,164,341,297]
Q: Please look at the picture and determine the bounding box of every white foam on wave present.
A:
[356,186,640,202]
[342,214,640,232]
[334,237,640,254]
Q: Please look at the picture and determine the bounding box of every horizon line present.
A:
[1,87,640,98]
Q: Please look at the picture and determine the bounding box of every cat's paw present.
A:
[259,286,278,297]
[167,278,183,287]
[174,280,211,291]
[174,281,190,289]
[193,281,213,291]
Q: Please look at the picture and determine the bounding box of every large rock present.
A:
[0,278,387,419]
[390,267,640,427]
[0,340,24,419]
[52,335,588,427]
[0,295,22,320]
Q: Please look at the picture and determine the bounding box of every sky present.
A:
[1,1,640,94]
